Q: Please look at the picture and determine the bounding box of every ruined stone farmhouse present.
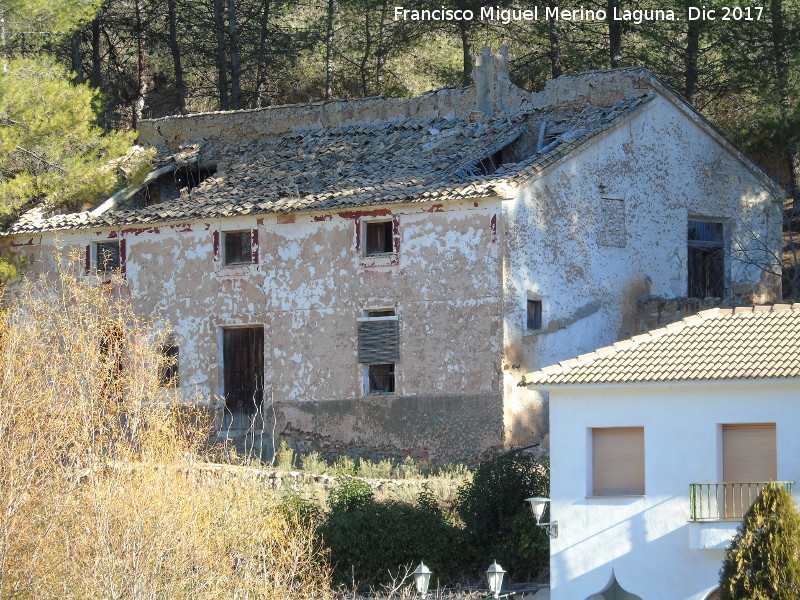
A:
[3,48,784,463]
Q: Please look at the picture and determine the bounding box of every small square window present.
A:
[527,299,542,330]
[368,363,395,394]
[224,231,253,265]
[365,221,393,256]
[95,241,121,272]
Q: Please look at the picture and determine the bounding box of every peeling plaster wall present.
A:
[8,199,504,463]
[503,94,782,449]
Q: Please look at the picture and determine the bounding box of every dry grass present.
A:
[0,257,332,600]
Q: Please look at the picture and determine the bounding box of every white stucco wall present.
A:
[546,379,800,600]
[502,94,782,448]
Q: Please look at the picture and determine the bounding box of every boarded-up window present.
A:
[688,220,725,298]
[592,427,645,496]
[224,230,253,265]
[357,311,399,364]
[723,423,777,482]
[599,198,626,247]
[365,221,393,255]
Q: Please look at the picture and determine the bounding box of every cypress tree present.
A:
[719,483,800,600]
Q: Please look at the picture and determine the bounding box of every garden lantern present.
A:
[486,561,505,598]
[412,562,432,598]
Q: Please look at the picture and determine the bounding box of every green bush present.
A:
[320,482,465,587]
[719,484,800,599]
[456,450,549,581]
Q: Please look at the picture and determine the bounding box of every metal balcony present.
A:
[689,482,794,521]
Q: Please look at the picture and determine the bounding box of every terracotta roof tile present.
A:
[8,94,653,234]
[524,304,800,386]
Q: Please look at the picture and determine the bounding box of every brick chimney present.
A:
[473,46,510,116]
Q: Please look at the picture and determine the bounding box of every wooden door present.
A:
[222,327,264,430]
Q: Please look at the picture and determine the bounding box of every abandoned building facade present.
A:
[4,49,784,462]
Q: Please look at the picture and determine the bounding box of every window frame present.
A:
[527,299,543,331]
[358,308,398,396]
[363,219,394,257]
[91,239,124,275]
[222,230,255,266]
[687,218,728,299]
[590,426,645,497]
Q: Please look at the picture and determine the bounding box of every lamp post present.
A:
[526,497,558,539]
[486,561,506,598]
[412,562,432,598]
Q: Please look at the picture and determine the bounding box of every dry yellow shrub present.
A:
[0,260,331,600]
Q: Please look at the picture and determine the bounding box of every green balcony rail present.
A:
[690,482,794,521]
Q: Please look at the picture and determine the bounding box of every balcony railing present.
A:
[690,482,794,521]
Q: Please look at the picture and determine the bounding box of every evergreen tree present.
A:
[719,484,800,600]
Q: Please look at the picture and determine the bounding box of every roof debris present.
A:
[10,94,652,234]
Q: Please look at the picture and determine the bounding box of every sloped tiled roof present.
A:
[8,94,652,234]
[523,305,800,386]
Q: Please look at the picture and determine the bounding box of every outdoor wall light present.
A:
[526,497,559,539]
[412,562,432,598]
[486,561,506,598]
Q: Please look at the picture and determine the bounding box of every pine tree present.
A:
[719,484,800,600]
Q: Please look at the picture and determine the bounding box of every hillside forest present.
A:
[0,0,798,241]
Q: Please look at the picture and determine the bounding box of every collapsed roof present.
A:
[6,48,780,235]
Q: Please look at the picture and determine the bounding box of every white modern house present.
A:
[523,304,800,600]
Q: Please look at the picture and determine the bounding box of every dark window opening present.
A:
[365,220,393,256]
[527,299,542,330]
[99,323,124,402]
[224,230,253,265]
[367,308,395,318]
[158,336,179,387]
[96,241,121,272]
[475,150,504,176]
[222,327,264,430]
[368,363,395,394]
[688,220,725,299]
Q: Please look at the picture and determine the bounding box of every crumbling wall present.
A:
[504,93,781,449]
[137,49,657,154]
[8,197,505,463]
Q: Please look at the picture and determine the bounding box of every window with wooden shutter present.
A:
[723,423,777,482]
[357,310,399,364]
[358,309,398,394]
[592,427,645,496]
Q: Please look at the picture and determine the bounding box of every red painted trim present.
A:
[85,245,91,275]
[251,229,259,264]
[119,238,127,275]
[490,214,497,244]
[121,226,160,236]
[213,231,220,261]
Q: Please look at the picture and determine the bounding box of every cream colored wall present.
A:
[6,198,505,462]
